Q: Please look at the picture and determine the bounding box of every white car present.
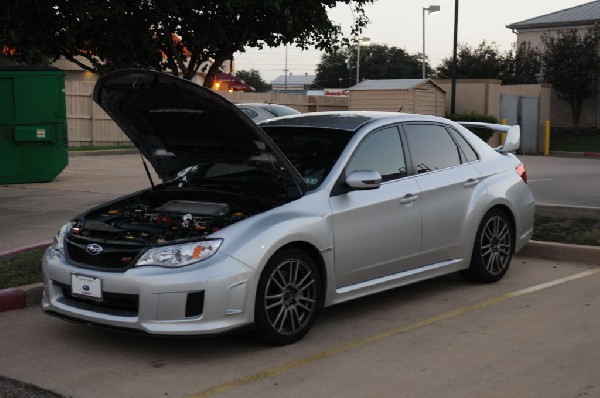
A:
[237,103,300,122]
[42,69,535,345]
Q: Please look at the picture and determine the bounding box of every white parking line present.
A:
[186,268,600,398]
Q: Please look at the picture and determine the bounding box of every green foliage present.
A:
[501,42,542,84]
[549,128,600,152]
[434,41,505,80]
[0,248,45,289]
[542,29,600,131]
[1,0,373,86]
[315,43,425,88]
[533,216,600,246]
[447,113,498,142]
[434,40,540,85]
[236,69,270,92]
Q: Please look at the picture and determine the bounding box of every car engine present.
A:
[71,195,255,245]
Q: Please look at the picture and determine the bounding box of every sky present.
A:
[233,0,594,83]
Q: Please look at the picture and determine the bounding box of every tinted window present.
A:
[239,108,259,119]
[263,105,300,117]
[347,126,407,181]
[448,127,479,162]
[404,124,461,174]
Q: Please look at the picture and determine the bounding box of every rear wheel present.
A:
[461,209,514,283]
[254,248,321,345]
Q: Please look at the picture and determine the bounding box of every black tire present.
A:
[461,208,514,283]
[254,248,322,345]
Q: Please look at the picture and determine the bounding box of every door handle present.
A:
[400,194,419,204]
[464,178,479,188]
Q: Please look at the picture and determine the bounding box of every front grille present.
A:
[54,281,139,316]
[65,235,145,271]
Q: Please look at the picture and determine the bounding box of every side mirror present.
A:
[346,170,382,190]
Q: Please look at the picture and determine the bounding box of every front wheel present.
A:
[254,248,322,345]
[461,209,514,283]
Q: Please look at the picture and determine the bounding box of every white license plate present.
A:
[71,274,102,302]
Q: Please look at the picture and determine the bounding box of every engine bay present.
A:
[70,190,263,245]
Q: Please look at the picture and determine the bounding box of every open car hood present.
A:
[93,69,305,192]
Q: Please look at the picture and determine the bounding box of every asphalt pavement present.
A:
[1,256,599,398]
[520,154,600,207]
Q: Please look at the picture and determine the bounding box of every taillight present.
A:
[516,163,527,183]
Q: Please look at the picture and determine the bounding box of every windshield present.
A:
[262,127,354,190]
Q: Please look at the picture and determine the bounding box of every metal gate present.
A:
[500,94,539,154]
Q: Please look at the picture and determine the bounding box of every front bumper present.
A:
[41,248,258,335]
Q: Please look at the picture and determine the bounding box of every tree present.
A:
[501,42,542,84]
[434,41,505,80]
[1,0,372,87]
[236,69,270,92]
[315,43,425,88]
[542,29,600,131]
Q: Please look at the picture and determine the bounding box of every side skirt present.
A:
[328,258,466,306]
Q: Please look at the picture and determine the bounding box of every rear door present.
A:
[402,123,486,266]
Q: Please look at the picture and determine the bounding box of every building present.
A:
[271,74,315,94]
[507,0,600,129]
[507,0,600,48]
[348,79,445,116]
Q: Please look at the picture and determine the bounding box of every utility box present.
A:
[0,66,68,183]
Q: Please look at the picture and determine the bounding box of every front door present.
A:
[330,126,422,288]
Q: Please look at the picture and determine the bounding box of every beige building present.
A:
[348,79,446,117]
[507,1,600,129]
[507,1,600,48]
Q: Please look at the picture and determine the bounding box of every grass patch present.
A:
[533,215,600,246]
[69,145,136,151]
[0,247,46,289]
[550,129,600,152]
[1,216,598,289]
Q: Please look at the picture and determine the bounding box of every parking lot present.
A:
[1,256,599,397]
[1,152,599,397]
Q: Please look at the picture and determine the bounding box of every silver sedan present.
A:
[42,70,535,345]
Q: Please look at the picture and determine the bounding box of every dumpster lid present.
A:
[0,65,62,72]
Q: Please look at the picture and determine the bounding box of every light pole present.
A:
[422,5,440,79]
[451,0,459,114]
[356,37,370,84]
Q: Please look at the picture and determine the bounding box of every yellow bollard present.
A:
[500,118,507,145]
[544,121,551,156]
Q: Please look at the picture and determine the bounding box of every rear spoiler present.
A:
[457,122,520,153]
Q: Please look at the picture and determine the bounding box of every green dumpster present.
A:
[0,65,68,184]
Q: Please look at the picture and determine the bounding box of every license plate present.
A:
[71,274,102,302]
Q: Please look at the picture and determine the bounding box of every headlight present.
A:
[51,223,72,254]
[135,239,223,268]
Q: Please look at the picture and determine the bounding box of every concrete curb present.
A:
[0,240,53,262]
[0,240,50,313]
[536,204,600,220]
[517,240,600,265]
[548,151,600,158]
[69,149,137,157]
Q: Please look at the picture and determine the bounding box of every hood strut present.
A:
[140,152,156,189]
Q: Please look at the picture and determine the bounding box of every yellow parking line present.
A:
[186,268,600,398]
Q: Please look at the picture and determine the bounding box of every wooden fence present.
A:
[65,81,350,147]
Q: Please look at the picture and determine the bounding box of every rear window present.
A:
[262,105,300,117]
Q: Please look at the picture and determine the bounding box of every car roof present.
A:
[259,111,448,132]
